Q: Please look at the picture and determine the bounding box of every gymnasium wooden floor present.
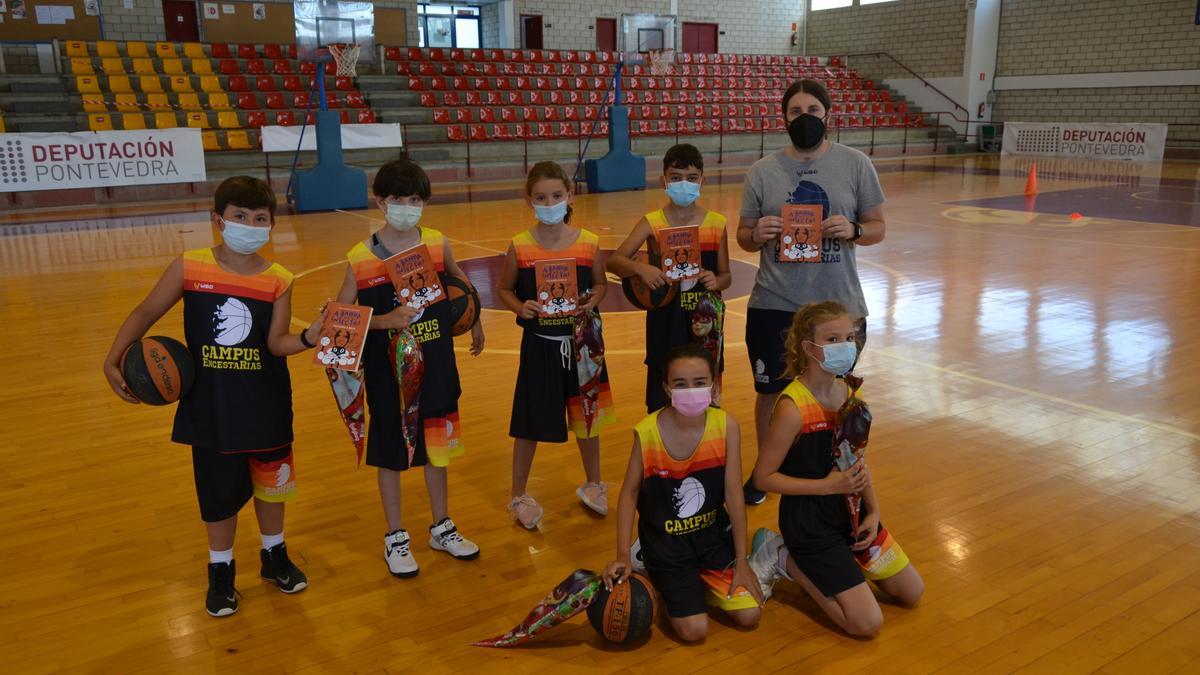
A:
[2,153,1199,673]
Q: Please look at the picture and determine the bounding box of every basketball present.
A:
[672,476,706,519]
[445,274,480,336]
[621,275,678,310]
[587,572,657,644]
[120,336,195,406]
[212,297,253,346]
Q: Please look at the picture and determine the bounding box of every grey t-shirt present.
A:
[739,143,885,317]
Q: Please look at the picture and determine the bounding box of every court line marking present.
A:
[296,210,1199,440]
[917,210,1200,252]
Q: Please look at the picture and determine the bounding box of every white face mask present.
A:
[385,203,423,231]
[534,200,569,225]
[221,218,270,254]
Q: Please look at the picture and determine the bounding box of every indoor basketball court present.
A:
[1,0,1198,672]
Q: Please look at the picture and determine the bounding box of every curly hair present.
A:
[783,301,851,379]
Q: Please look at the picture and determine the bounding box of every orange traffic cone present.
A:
[1024,162,1039,195]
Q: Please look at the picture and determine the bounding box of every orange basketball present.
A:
[445,274,480,336]
[120,336,194,405]
[587,572,657,643]
[621,275,678,310]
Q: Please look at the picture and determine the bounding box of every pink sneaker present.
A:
[576,482,608,516]
[508,494,543,530]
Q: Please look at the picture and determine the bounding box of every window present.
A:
[811,0,852,9]
[860,0,899,4]
[417,4,482,48]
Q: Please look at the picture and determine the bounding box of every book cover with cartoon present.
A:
[657,225,701,282]
[534,258,578,316]
[385,243,446,314]
[313,302,374,371]
[776,204,823,263]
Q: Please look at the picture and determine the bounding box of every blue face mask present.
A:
[665,180,701,207]
[814,341,857,376]
[221,218,270,254]
[534,200,569,225]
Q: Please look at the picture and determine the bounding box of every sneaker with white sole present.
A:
[628,537,647,575]
[576,482,608,516]
[205,561,239,617]
[429,517,480,560]
[508,494,544,530]
[384,529,419,578]
[749,527,786,601]
[259,542,308,594]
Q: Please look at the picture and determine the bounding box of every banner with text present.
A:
[260,123,402,153]
[1002,122,1168,161]
[0,128,206,192]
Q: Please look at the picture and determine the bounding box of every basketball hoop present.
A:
[327,43,361,77]
[647,48,675,76]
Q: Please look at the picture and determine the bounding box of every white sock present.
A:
[261,532,284,550]
[210,548,234,565]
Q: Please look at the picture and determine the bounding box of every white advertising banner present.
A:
[260,123,402,153]
[0,128,206,192]
[1002,122,1168,161]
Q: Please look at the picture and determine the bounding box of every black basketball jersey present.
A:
[635,407,731,538]
[172,248,294,451]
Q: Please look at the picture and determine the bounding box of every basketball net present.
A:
[327,44,361,77]
[647,48,675,76]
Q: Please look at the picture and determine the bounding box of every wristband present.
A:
[299,328,315,349]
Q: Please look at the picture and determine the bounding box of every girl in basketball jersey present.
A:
[335,159,484,578]
[103,176,322,618]
[749,301,924,636]
[602,343,764,642]
[497,161,613,529]
[606,144,731,413]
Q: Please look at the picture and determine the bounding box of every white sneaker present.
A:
[749,527,786,601]
[384,529,419,578]
[429,517,480,560]
[629,537,647,575]
[576,482,609,516]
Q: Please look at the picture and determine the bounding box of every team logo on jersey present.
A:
[212,297,253,346]
[672,476,706,519]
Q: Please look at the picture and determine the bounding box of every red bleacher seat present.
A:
[238,44,257,59]
[282,75,303,92]
[469,124,487,141]
[272,60,293,75]
[454,108,472,123]
[293,92,310,108]
[385,47,403,61]
[501,108,518,123]
[433,109,450,124]
[263,44,283,59]
[219,59,240,75]
[324,93,341,109]
[447,125,465,141]
[211,44,232,58]
[430,76,447,90]
[407,77,425,90]
[334,77,354,91]
[266,93,286,109]
[228,75,250,92]
[246,59,267,75]
[275,111,296,126]
[407,47,424,61]
[255,76,277,91]
[345,92,366,108]
[237,93,260,110]
[418,63,437,76]
[478,108,496,123]
[246,111,267,128]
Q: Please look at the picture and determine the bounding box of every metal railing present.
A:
[839,52,969,118]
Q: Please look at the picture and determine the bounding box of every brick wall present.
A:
[806,0,966,78]
[99,0,168,42]
[997,0,1200,75]
[992,0,1200,145]
[1,45,43,75]
[481,2,500,48]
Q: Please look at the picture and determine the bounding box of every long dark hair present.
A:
[780,78,832,119]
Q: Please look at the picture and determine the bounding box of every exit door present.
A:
[163,1,200,42]
[681,22,718,54]
[521,15,544,50]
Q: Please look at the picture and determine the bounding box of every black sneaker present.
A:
[260,542,308,594]
[743,477,767,506]
[206,560,239,617]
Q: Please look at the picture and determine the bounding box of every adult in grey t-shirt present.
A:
[736,79,888,504]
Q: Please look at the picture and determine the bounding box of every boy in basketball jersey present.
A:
[335,159,483,579]
[104,176,324,617]
[606,144,732,413]
[602,344,765,642]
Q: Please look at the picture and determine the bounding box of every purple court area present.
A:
[950,184,1200,227]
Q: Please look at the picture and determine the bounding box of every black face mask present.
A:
[788,113,827,150]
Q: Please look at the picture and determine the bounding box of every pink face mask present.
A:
[670,386,712,417]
